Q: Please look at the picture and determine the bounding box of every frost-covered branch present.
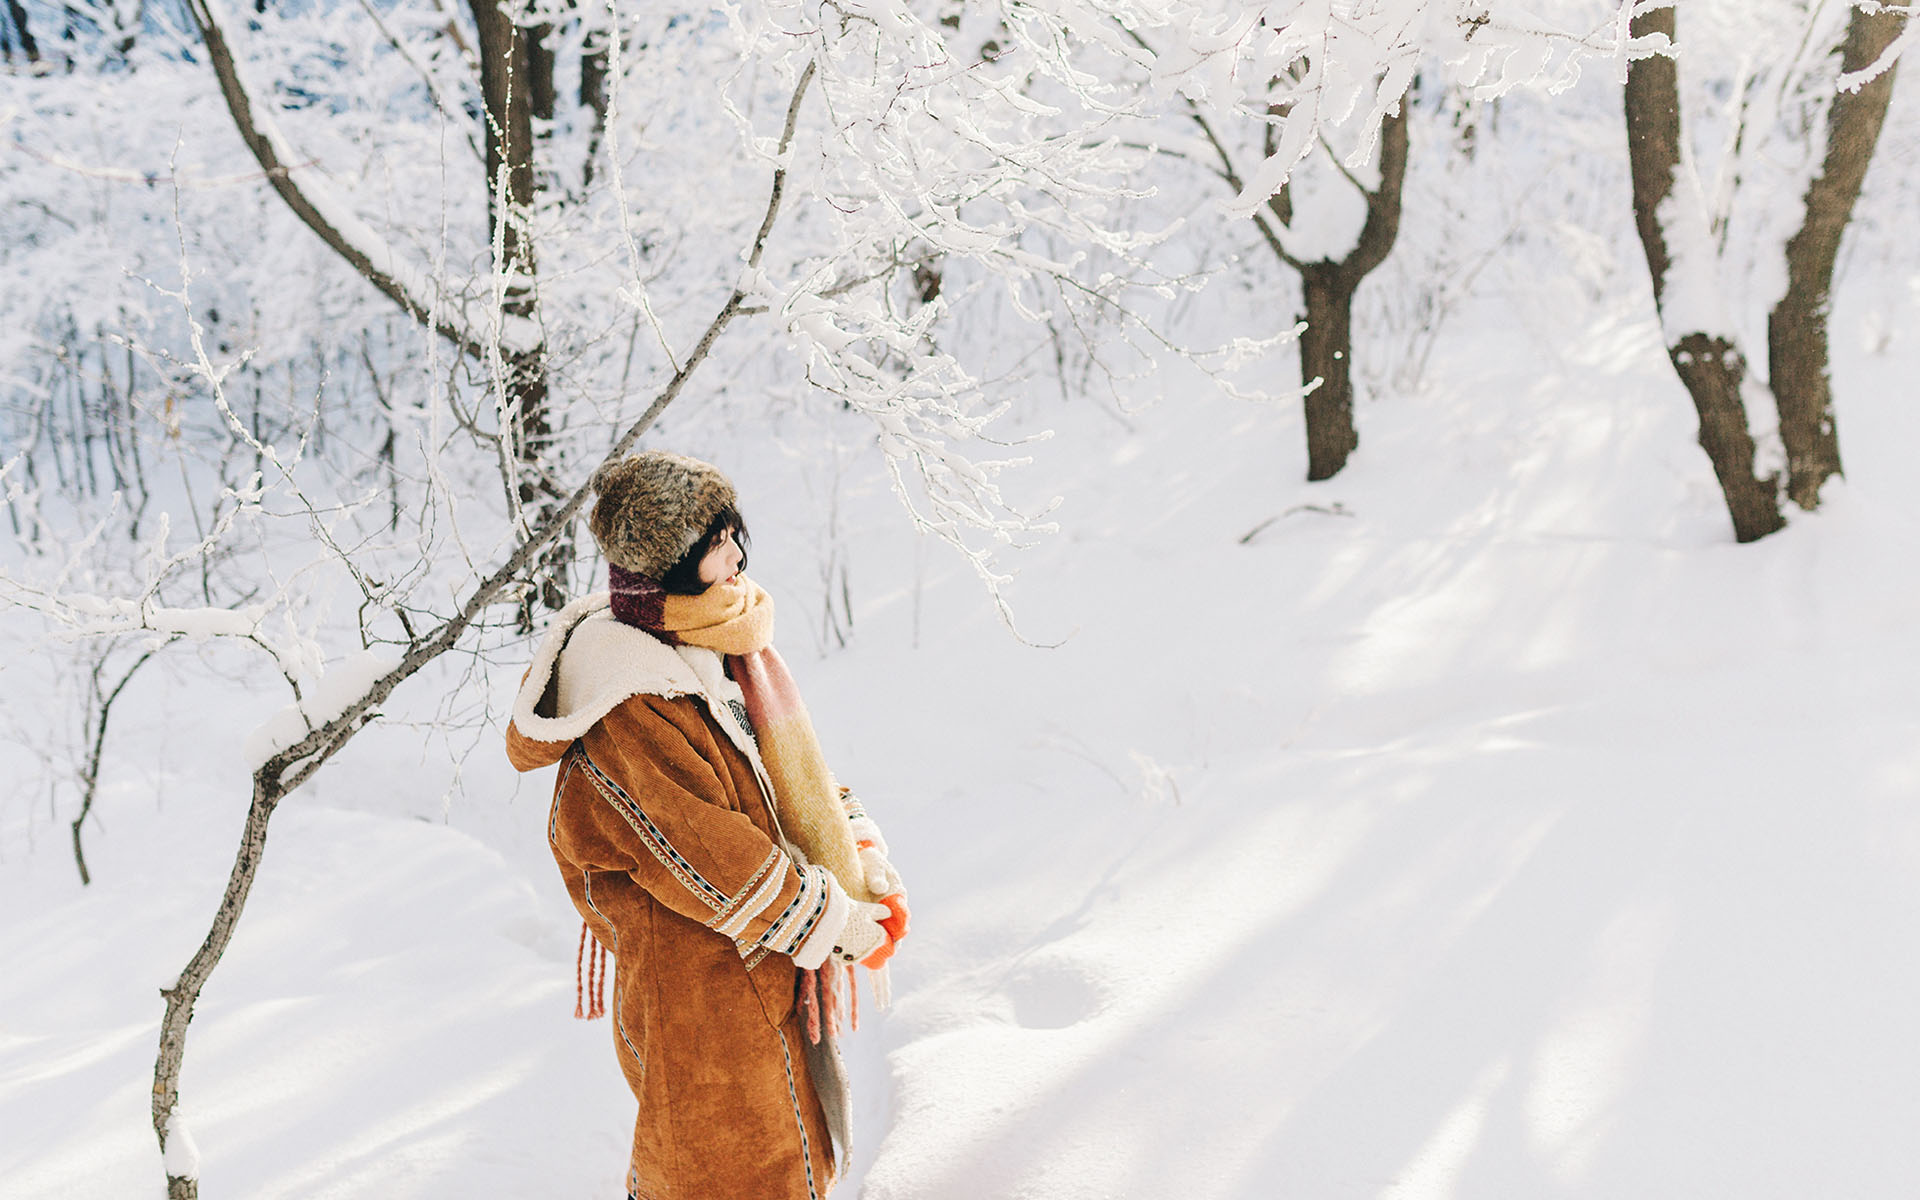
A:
[182,0,507,361]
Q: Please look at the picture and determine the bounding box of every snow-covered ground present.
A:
[5,266,1919,1199]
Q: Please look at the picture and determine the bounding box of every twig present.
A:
[182,0,491,361]
[70,644,166,886]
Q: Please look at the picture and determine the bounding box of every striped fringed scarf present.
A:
[797,962,861,1044]
[608,564,894,1041]
[608,565,876,908]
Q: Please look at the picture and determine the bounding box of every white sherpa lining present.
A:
[510,593,701,743]
[512,592,791,850]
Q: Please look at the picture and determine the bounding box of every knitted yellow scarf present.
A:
[659,578,876,906]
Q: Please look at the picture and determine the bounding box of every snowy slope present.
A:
[5,234,1920,1200]
[799,282,1920,1200]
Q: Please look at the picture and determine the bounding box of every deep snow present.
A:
[5,236,1920,1199]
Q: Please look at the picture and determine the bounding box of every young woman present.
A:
[505,451,908,1200]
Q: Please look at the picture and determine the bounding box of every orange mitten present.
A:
[878,891,910,946]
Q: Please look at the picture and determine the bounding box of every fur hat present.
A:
[588,451,737,579]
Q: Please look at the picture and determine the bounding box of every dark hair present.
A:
[660,505,750,595]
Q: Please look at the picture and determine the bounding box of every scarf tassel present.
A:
[798,963,866,1045]
[575,920,609,1020]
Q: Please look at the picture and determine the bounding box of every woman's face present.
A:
[696,528,744,588]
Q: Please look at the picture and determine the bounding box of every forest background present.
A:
[3,0,1919,1196]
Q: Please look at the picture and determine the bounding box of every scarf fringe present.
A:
[798,963,870,1045]
[575,920,608,1020]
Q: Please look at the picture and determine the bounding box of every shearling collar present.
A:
[512,593,696,743]
[510,593,763,769]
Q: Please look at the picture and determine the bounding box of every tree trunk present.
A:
[153,777,286,1200]
[527,21,556,123]
[1288,97,1408,482]
[1624,5,1784,543]
[1668,333,1786,541]
[468,0,563,611]
[579,30,610,191]
[1299,265,1358,481]
[5,0,39,62]
[1769,4,1907,510]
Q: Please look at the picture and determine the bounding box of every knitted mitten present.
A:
[849,811,906,900]
[831,898,899,969]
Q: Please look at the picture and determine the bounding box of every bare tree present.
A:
[187,0,647,630]
[466,0,566,615]
[1623,6,1785,542]
[69,643,166,885]
[1160,81,1411,479]
[182,0,493,358]
[1624,1,1907,541]
[1294,144,1410,478]
[1118,4,1626,484]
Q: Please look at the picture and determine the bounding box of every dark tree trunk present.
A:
[579,29,609,191]
[1299,266,1358,481]
[1669,333,1787,541]
[469,0,563,613]
[527,21,556,123]
[1283,97,1408,482]
[1624,5,1785,543]
[470,0,539,309]
[1769,4,1907,510]
[469,0,549,476]
[5,0,40,62]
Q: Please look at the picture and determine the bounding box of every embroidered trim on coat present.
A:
[582,871,644,1079]
[578,749,730,912]
[709,847,786,940]
[549,751,581,844]
[776,1024,821,1200]
[758,864,832,956]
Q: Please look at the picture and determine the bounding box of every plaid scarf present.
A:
[606,565,876,907]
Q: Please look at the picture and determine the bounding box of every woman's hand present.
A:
[849,812,906,897]
[856,841,905,898]
[831,899,898,968]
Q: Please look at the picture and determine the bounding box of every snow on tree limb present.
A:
[182,0,518,361]
[1119,1,1641,225]
[1836,4,1917,92]
[160,1110,201,1183]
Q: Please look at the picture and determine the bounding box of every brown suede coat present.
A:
[505,595,846,1200]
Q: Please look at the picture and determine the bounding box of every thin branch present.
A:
[71,643,166,886]
[1121,23,1308,271]
[182,0,492,361]
[1316,128,1372,196]
[353,0,485,164]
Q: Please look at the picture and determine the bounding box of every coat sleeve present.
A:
[551,694,848,967]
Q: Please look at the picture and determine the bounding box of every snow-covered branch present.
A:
[182,0,514,361]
